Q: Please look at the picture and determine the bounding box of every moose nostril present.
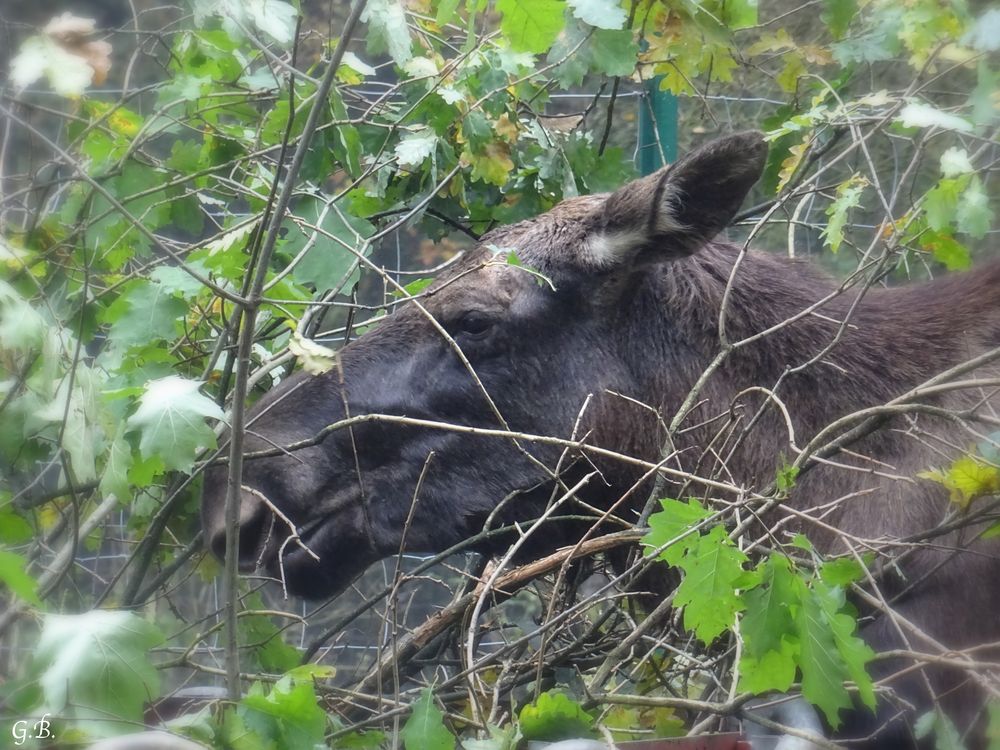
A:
[209,497,269,568]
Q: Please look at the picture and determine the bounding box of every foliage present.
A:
[126,376,227,474]
[0,550,41,606]
[518,690,595,741]
[401,689,455,750]
[823,175,868,254]
[29,612,164,739]
[0,0,997,744]
[915,709,966,750]
[921,454,1000,510]
[642,499,875,727]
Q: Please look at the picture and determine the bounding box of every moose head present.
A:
[201,132,769,598]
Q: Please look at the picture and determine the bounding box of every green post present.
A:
[637,79,678,176]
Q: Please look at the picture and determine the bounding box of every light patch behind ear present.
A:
[581,228,648,268]
[589,131,767,268]
[582,183,687,268]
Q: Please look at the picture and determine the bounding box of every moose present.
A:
[202,132,1000,747]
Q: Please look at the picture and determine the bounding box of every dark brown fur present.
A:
[202,133,1000,747]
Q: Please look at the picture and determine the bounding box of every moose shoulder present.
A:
[202,132,1000,747]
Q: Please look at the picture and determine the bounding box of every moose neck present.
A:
[623,242,1000,489]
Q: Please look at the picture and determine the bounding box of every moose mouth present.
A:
[248,504,381,599]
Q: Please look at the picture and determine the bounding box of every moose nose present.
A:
[208,489,270,571]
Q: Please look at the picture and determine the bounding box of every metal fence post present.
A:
[637,78,678,175]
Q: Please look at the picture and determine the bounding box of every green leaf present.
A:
[239,598,304,674]
[106,280,188,347]
[674,526,749,642]
[468,143,516,186]
[34,611,163,738]
[462,111,493,152]
[126,376,226,473]
[915,709,966,750]
[588,29,639,77]
[158,72,212,106]
[919,454,1000,509]
[220,706,265,750]
[34,380,100,483]
[722,0,758,29]
[193,0,298,45]
[519,690,594,741]
[741,555,799,658]
[969,62,998,128]
[149,262,210,298]
[986,700,1000,748]
[919,229,971,272]
[546,19,589,86]
[819,557,866,586]
[113,161,171,231]
[0,550,41,606]
[957,177,994,239]
[437,0,463,24]
[261,99,299,145]
[401,689,455,750]
[798,590,852,727]
[826,603,876,712]
[288,199,374,293]
[776,52,806,94]
[641,497,712,566]
[285,663,336,681]
[0,511,33,544]
[566,0,625,29]
[240,675,328,748]
[940,147,974,178]
[329,89,364,178]
[897,102,974,133]
[497,0,566,53]
[337,727,389,748]
[99,429,133,501]
[790,533,814,552]
[171,194,205,235]
[362,0,413,65]
[822,0,857,39]
[161,705,215,746]
[203,220,258,258]
[0,280,47,351]
[798,581,874,726]
[823,175,867,253]
[832,10,901,64]
[776,461,799,494]
[245,0,299,45]
[925,178,963,231]
[739,640,798,694]
[580,145,635,193]
[395,277,435,296]
[128,454,166,486]
[396,128,439,167]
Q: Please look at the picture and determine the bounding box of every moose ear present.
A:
[585,132,767,267]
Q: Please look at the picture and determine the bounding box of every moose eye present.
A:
[455,310,495,339]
